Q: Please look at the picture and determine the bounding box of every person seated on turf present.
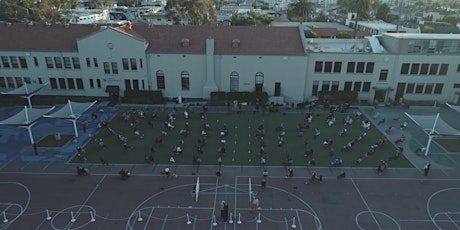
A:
[331,158,342,166]
[308,158,316,166]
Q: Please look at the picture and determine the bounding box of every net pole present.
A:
[248,177,252,202]
[425,135,433,156]
[195,177,200,202]
[424,113,440,156]
[431,113,440,134]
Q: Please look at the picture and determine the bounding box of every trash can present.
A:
[55,132,61,141]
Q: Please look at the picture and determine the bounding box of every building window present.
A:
[420,64,429,75]
[132,79,139,90]
[38,77,43,84]
[1,56,10,68]
[103,62,110,74]
[67,78,75,89]
[424,83,433,94]
[64,57,72,69]
[130,58,137,70]
[0,77,6,88]
[321,81,330,91]
[379,69,388,81]
[125,79,131,90]
[156,70,165,89]
[76,78,84,89]
[415,84,424,94]
[93,58,98,67]
[50,78,58,89]
[406,83,415,93]
[353,81,362,91]
[24,77,31,84]
[6,77,14,88]
[454,83,460,88]
[434,83,443,94]
[400,63,410,74]
[15,77,23,87]
[10,56,19,68]
[96,79,101,88]
[365,62,374,73]
[89,79,94,88]
[314,61,323,72]
[19,56,27,68]
[356,62,365,73]
[410,63,420,75]
[230,71,239,92]
[429,64,438,75]
[45,57,54,68]
[33,57,39,67]
[362,82,371,92]
[274,82,281,96]
[58,78,66,89]
[86,58,91,67]
[312,80,319,96]
[54,57,63,69]
[331,81,339,91]
[439,64,448,75]
[333,62,342,73]
[457,64,460,73]
[324,61,333,72]
[255,72,264,92]
[181,70,190,91]
[111,62,118,74]
[122,58,129,70]
[139,58,143,69]
[344,81,352,91]
[347,62,355,73]
[72,57,80,69]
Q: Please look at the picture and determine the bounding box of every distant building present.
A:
[0,22,459,105]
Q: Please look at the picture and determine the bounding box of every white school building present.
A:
[1,22,459,105]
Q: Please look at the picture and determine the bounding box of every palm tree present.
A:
[288,0,314,22]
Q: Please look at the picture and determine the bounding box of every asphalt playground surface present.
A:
[1,103,460,230]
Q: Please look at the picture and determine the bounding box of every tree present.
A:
[336,32,352,38]
[287,0,314,22]
[304,30,318,38]
[442,15,458,26]
[315,11,328,22]
[166,0,217,25]
[231,11,273,26]
[376,3,390,22]
[0,0,79,23]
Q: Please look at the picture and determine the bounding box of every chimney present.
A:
[232,39,240,48]
[181,38,190,47]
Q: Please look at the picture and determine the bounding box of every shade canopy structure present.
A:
[43,100,97,137]
[0,83,48,108]
[0,106,55,144]
[404,112,460,156]
[446,103,460,114]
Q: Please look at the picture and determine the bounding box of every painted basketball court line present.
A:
[1,169,460,230]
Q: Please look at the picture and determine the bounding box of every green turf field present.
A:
[72,109,413,168]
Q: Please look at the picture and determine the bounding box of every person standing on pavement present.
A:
[424,161,431,176]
